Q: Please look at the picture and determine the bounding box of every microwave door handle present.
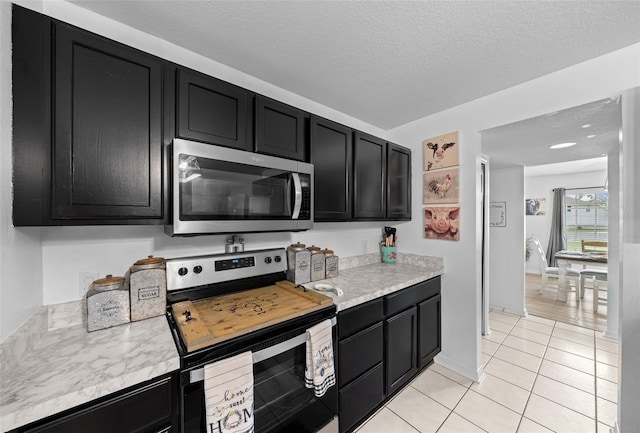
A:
[188,317,337,384]
[291,172,302,219]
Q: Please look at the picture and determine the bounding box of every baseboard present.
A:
[604,328,620,340]
[610,421,620,433]
[434,352,484,383]
[489,303,527,318]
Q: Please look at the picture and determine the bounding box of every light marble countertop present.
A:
[303,252,444,311]
[0,302,179,432]
[0,252,442,432]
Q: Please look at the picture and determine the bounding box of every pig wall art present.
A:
[422,131,459,171]
[424,207,461,241]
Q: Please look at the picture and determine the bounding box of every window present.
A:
[565,188,608,251]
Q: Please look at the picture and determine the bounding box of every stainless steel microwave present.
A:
[166,139,313,236]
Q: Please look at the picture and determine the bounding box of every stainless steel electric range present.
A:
[165,248,338,433]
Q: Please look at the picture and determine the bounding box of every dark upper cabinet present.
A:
[353,132,386,220]
[255,96,307,161]
[310,116,353,221]
[384,306,417,396]
[386,143,412,220]
[53,23,164,220]
[176,68,252,150]
[13,5,166,225]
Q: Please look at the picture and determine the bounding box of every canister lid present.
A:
[288,242,306,251]
[134,255,165,266]
[92,274,126,291]
[306,245,322,253]
[321,249,334,255]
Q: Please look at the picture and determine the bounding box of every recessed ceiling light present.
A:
[550,142,577,149]
[582,124,591,128]
[587,134,596,139]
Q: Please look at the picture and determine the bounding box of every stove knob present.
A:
[193,265,203,274]
[264,257,272,264]
[178,267,188,277]
[274,255,282,263]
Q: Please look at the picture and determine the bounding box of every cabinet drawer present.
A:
[338,298,383,339]
[338,322,383,387]
[338,363,384,433]
[19,378,173,433]
[385,277,441,317]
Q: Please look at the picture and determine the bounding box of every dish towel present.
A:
[204,351,254,433]
[305,319,336,397]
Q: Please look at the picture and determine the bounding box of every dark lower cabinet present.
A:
[255,96,307,161]
[310,116,353,221]
[353,132,386,220]
[176,67,252,150]
[337,277,441,433]
[12,374,178,433]
[385,306,417,396]
[418,293,442,369]
[338,363,385,433]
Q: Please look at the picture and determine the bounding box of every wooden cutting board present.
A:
[171,280,333,352]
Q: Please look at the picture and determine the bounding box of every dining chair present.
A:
[533,238,580,296]
[580,269,608,312]
[581,240,608,254]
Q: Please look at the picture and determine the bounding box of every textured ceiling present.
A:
[481,98,621,170]
[67,0,640,130]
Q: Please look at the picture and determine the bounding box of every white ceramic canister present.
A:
[86,274,130,332]
[286,242,311,284]
[308,245,326,282]
[322,249,339,279]
[129,255,167,321]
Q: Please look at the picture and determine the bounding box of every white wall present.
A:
[524,169,607,274]
[0,1,44,342]
[488,166,526,316]
[388,43,640,385]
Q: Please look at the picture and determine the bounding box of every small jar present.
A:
[307,245,326,282]
[322,249,339,278]
[86,274,130,332]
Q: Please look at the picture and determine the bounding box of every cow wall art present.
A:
[422,131,459,171]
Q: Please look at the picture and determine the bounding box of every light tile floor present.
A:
[356,311,619,433]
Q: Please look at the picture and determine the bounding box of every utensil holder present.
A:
[381,246,397,264]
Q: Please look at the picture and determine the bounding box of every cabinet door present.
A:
[176,68,252,150]
[338,322,384,387]
[385,306,417,396]
[255,96,306,161]
[386,143,411,220]
[418,294,442,369]
[310,116,352,221]
[53,23,163,220]
[353,132,386,220]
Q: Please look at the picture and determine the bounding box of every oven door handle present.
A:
[189,317,337,384]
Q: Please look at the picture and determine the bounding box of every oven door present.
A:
[167,138,313,235]
[181,318,338,433]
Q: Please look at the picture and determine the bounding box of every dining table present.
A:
[554,250,608,302]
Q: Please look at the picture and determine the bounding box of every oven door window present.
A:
[178,153,293,221]
[182,336,337,433]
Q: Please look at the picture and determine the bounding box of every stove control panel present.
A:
[165,248,287,291]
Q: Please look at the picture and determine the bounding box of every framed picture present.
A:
[490,201,507,227]
[424,207,460,241]
[423,168,460,204]
[423,131,459,171]
[526,198,546,216]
